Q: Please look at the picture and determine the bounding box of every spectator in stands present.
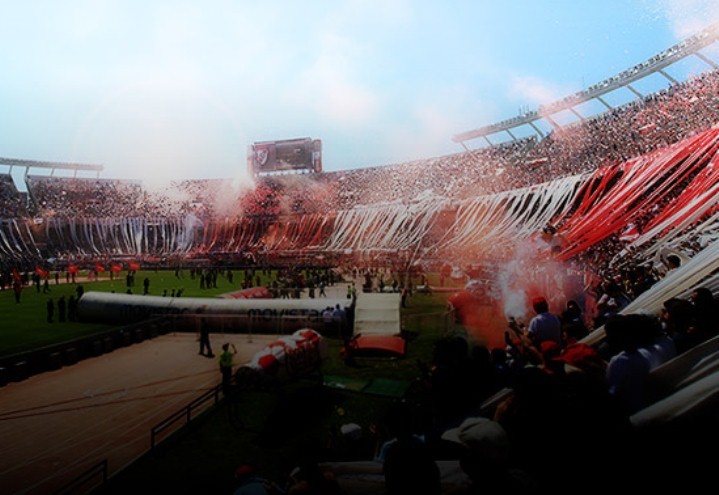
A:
[594,281,631,327]
[383,432,441,495]
[688,287,719,344]
[664,254,682,272]
[232,465,283,495]
[285,460,341,495]
[660,297,697,354]
[466,344,500,406]
[560,299,589,344]
[489,347,512,390]
[372,401,425,463]
[634,313,676,370]
[527,296,562,347]
[604,314,651,416]
[441,416,536,494]
[364,401,440,495]
[425,335,475,433]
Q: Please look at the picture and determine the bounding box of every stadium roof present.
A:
[453,22,719,147]
[0,156,103,176]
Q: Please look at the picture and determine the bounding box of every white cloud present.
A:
[648,0,719,38]
[69,82,250,185]
[509,75,572,107]
[383,87,491,162]
[292,32,380,128]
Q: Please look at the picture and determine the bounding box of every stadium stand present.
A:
[3,39,719,495]
[0,174,26,218]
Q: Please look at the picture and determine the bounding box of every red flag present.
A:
[525,157,549,168]
[110,262,123,273]
[129,261,141,271]
[35,266,49,278]
[638,123,656,134]
[68,264,79,274]
[95,263,106,273]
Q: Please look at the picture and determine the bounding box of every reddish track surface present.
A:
[0,332,276,495]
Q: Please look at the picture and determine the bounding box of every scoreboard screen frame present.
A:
[248,137,322,175]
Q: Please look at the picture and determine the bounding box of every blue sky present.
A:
[2,0,719,187]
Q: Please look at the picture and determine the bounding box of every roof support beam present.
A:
[695,52,718,69]
[543,114,561,130]
[626,84,644,99]
[529,122,544,138]
[569,107,585,121]
[659,69,678,85]
[596,96,614,111]
[452,23,719,146]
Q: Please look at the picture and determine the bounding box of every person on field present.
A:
[219,342,238,394]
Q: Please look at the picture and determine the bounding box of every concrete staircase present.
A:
[352,293,401,336]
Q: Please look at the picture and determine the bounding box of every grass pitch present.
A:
[0,268,275,358]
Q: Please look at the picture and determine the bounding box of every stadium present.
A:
[2,13,719,495]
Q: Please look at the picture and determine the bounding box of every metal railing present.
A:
[56,385,222,493]
[150,385,222,449]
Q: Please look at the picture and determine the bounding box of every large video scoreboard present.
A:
[248,137,322,175]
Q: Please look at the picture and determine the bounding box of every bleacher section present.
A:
[25,175,143,218]
[0,174,26,217]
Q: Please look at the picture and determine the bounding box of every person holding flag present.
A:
[68,263,79,284]
[12,268,22,303]
[35,265,51,293]
[35,265,49,279]
[110,262,123,280]
[95,263,106,281]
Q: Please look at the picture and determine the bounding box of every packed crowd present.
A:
[25,175,144,218]
[225,277,719,494]
[520,69,719,185]
[0,174,27,217]
[10,68,719,222]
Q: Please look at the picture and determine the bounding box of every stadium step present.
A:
[352,293,401,337]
